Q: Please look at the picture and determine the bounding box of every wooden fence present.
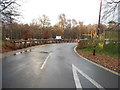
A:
[10,39,77,50]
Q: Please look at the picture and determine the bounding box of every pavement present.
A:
[2,43,119,89]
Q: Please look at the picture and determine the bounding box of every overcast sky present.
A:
[20,0,100,25]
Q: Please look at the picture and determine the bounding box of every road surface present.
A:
[2,43,119,89]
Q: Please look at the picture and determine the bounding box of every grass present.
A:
[77,43,120,59]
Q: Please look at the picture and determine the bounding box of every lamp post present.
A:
[97,0,102,36]
[93,0,103,56]
[118,2,120,30]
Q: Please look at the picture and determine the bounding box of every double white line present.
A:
[72,64,105,90]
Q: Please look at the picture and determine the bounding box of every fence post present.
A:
[13,41,16,50]
[19,41,23,49]
[24,41,26,48]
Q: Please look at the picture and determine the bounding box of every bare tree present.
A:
[0,0,21,40]
[0,0,20,24]
[38,15,51,28]
[0,0,17,12]
[58,14,66,31]
[102,0,120,23]
[37,15,51,39]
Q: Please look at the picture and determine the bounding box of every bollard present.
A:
[19,42,23,49]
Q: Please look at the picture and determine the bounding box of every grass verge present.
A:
[76,43,120,73]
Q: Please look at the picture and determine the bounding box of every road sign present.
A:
[55,36,62,39]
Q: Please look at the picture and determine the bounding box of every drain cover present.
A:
[40,51,49,53]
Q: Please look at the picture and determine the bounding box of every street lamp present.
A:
[97,0,102,37]
[93,0,103,56]
[118,2,120,30]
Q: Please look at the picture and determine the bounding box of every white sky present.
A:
[20,0,100,25]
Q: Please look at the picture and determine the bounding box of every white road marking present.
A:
[50,45,59,52]
[72,65,82,89]
[15,52,21,55]
[40,53,52,69]
[53,47,58,51]
[72,64,105,90]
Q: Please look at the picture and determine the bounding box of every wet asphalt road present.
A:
[2,43,119,89]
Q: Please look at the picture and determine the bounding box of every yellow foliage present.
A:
[99,34,105,40]
[98,42,104,48]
